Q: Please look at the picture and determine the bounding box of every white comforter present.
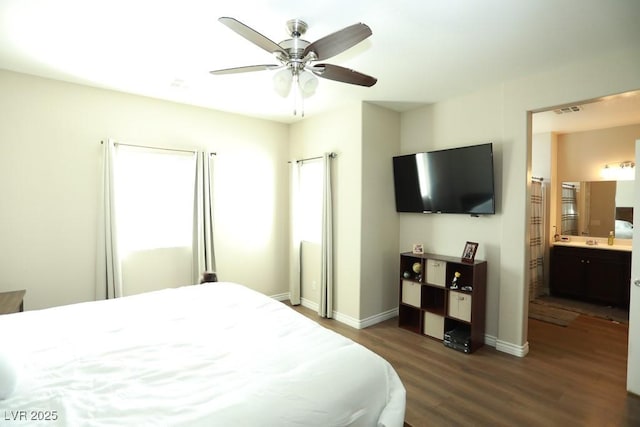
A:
[0,282,405,426]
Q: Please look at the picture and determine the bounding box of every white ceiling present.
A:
[533,90,640,134]
[1,0,639,129]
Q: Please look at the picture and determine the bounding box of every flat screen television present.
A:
[392,143,495,215]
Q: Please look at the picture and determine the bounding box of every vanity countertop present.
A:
[553,240,632,252]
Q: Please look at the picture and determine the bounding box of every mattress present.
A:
[0,282,405,426]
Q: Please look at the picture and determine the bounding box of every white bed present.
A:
[615,219,633,239]
[0,282,405,426]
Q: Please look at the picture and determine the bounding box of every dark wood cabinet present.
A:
[550,245,631,308]
[398,252,487,353]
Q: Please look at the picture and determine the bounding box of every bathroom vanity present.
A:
[550,242,631,309]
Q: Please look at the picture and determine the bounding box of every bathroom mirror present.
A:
[561,180,634,238]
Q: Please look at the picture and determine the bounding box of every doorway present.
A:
[529,89,640,391]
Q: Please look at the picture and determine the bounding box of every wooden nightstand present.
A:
[0,290,26,315]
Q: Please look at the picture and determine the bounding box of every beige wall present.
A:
[532,132,554,181]
[289,102,401,324]
[360,103,400,321]
[398,45,640,355]
[289,103,363,319]
[0,69,290,310]
[399,86,504,347]
[557,124,640,182]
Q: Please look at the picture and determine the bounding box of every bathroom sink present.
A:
[553,240,631,252]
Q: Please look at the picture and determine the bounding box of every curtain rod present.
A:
[100,140,216,156]
[532,176,544,182]
[288,152,337,164]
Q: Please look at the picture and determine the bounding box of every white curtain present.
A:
[319,153,334,318]
[95,139,123,300]
[529,179,544,300]
[193,152,216,283]
[289,161,302,305]
[97,142,210,298]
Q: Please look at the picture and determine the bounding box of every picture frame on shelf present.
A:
[412,243,424,255]
[461,241,478,263]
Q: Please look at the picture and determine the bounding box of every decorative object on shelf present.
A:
[403,271,411,279]
[461,285,473,292]
[412,243,424,254]
[412,262,422,274]
[461,241,478,263]
[450,271,461,290]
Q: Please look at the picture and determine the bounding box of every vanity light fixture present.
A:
[601,161,635,180]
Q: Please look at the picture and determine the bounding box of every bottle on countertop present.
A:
[608,231,614,245]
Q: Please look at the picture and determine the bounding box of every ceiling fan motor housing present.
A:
[286,19,308,37]
[279,19,313,69]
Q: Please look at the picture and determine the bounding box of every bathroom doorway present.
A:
[528,91,640,394]
[530,91,640,325]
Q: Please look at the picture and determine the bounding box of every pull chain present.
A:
[292,74,305,117]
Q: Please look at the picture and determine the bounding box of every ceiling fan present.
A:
[210,17,377,113]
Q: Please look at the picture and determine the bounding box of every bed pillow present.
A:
[0,351,18,399]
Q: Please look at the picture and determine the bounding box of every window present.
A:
[298,160,322,243]
[114,145,196,256]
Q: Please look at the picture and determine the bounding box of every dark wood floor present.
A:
[291,304,640,427]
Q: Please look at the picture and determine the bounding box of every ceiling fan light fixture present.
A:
[273,68,293,97]
[298,71,318,98]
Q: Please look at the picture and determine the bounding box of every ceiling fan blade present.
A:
[303,23,372,61]
[210,64,281,75]
[311,64,377,87]
[218,17,288,57]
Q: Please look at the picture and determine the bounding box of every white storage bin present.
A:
[401,280,421,307]
[448,291,472,322]
[423,311,444,339]
[426,259,447,287]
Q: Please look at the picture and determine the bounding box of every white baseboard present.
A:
[483,335,529,358]
[300,297,319,312]
[495,339,530,357]
[357,307,399,329]
[331,307,399,329]
[299,298,397,330]
[270,292,290,302]
[484,333,497,348]
[286,294,530,357]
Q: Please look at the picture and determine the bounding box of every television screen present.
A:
[392,143,495,215]
[392,153,430,213]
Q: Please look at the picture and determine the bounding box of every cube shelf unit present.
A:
[398,252,487,353]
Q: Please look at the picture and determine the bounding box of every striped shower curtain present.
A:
[529,180,544,301]
[561,184,578,235]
